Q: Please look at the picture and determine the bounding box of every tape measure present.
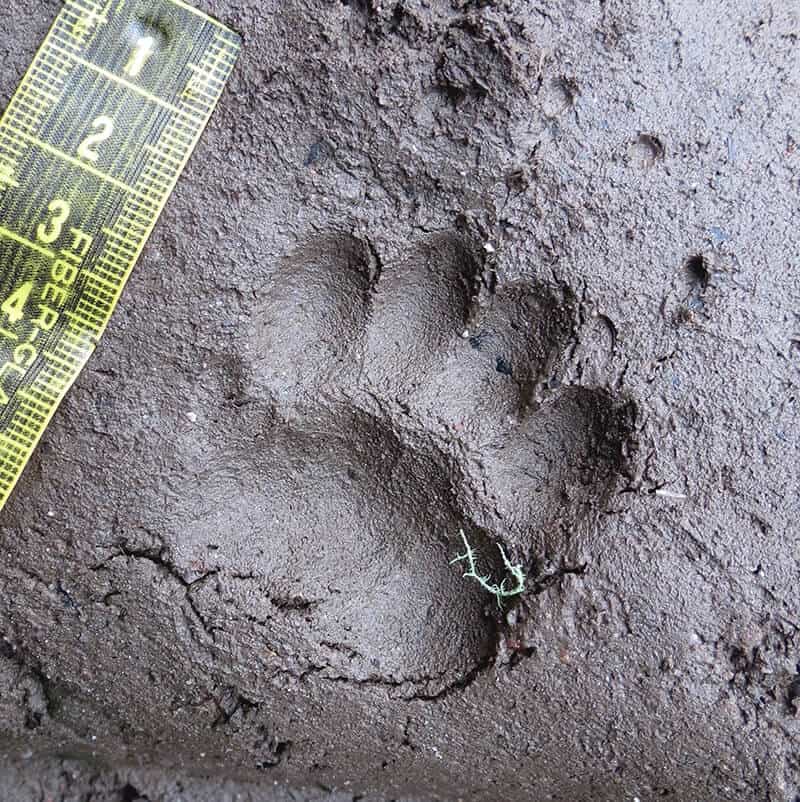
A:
[0,0,240,511]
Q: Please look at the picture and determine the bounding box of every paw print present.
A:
[150,232,633,696]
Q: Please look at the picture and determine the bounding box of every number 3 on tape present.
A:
[0,0,240,511]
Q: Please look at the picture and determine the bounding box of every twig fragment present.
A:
[450,529,526,608]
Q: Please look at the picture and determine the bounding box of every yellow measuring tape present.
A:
[0,0,240,511]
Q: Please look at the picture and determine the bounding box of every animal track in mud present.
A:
[143,233,633,696]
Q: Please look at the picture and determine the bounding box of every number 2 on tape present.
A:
[0,0,240,511]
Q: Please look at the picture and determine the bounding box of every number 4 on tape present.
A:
[0,0,240,511]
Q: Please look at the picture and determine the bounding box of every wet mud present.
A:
[0,1,798,800]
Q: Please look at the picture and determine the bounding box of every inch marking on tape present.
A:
[0,0,240,511]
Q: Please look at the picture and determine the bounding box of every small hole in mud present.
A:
[24,711,41,730]
[787,674,800,710]
[495,356,513,376]
[120,785,147,802]
[685,254,710,291]
[630,132,664,168]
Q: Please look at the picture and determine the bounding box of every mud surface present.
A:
[1,0,799,800]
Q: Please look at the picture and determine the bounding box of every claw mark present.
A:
[450,529,526,608]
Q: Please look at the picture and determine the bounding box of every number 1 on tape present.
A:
[0,0,240,511]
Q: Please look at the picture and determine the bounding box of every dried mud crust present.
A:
[128,232,635,695]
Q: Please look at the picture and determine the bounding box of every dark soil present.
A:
[1,0,799,800]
